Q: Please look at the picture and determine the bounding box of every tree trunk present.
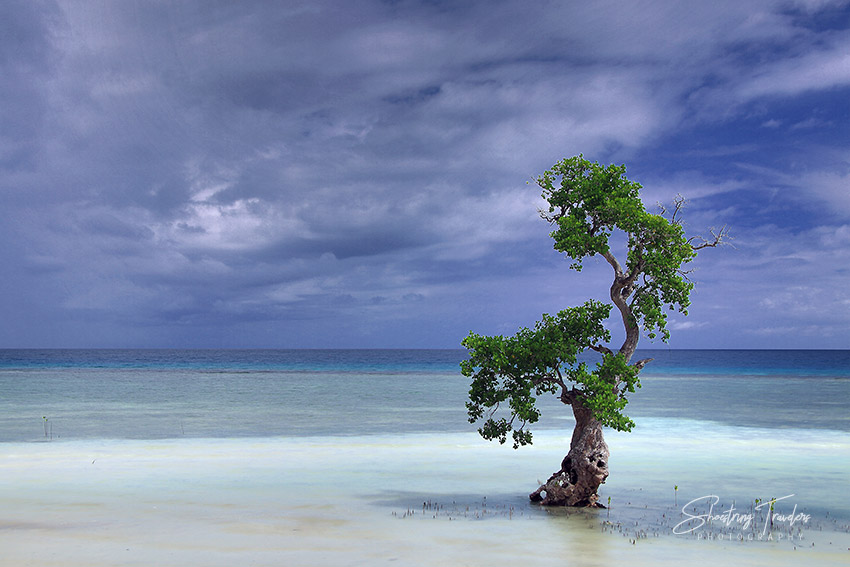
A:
[529,400,609,507]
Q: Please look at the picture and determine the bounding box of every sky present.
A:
[1,0,849,349]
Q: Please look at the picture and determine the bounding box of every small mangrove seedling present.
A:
[42,416,53,440]
[769,497,776,529]
[607,496,611,517]
[674,485,678,506]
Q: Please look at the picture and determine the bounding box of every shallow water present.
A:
[1,350,849,565]
[2,429,849,566]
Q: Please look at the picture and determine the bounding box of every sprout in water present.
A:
[42,416,53,440]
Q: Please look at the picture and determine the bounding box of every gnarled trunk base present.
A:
[529,405,609,507]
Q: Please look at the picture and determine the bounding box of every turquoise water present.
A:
[2,349,849,566]
[2,349,848,440]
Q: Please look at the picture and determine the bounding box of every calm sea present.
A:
[3,349,850,565]
[1,349,848,442]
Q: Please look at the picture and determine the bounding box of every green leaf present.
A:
[462,155,717,446]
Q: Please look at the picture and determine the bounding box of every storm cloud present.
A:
[2,0,849,348]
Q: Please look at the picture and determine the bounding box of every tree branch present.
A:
[662,195,731,252]
[689,225,730,250]
[602,250,641,361]
[658,194,687,226]
[560,386,576,406]
[531,373,561,392]
[589,344,613,356]
[601,250,624,279]
[621,258,645,292]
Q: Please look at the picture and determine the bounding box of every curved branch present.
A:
[601,250,624,279]
[555,366,566,389]
[689,225,730,250]
[603,250,640,361]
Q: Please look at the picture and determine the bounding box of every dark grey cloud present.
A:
[0,0,61,172]
[2,0,849,348]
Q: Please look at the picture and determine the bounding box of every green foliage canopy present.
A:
[539,156,697,341]
[462,155,714,448]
